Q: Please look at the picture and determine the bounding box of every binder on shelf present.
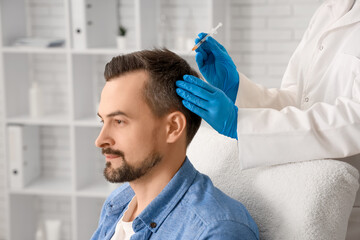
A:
[71,0,117,49]
[7,125,40,190]
[71,0,87,49]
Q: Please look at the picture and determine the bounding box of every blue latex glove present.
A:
[195,32,239,103]
[176,75,238,140]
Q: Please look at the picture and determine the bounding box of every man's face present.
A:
[95,70,166,183]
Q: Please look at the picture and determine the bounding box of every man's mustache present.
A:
[102,148,125,158]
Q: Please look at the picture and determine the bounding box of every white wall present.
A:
[0,0,321,239]
[229,0,320,87]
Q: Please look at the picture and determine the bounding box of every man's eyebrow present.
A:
[97,111,129,118]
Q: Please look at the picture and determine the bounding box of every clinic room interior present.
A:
[0,0,359,239]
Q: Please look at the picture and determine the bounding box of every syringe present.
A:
[192,22,223,51]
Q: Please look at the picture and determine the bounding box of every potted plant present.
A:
[117,25,127,50]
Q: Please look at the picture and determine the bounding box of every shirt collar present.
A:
[135,157,198,233]
[324,0,360,31]
[105,183,134,216]
[104,157,198,233]
[326,0,356,19]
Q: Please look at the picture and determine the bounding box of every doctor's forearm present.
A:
[237,97,360,169]
[236,72,297,110]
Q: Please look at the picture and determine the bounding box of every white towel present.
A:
[187,122,359,240]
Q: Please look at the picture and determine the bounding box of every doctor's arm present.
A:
[177,74,360,169]
[236,96,360,169]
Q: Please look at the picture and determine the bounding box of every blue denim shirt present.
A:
[91,158,259,240]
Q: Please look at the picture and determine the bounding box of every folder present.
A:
[71,0,117,49]
[8,125,40,189]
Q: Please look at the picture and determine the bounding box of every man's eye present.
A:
[116,119,122,124]
[100,119,104,124]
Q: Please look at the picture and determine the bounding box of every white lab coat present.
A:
[236,0,360,170]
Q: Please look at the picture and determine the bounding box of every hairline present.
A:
[106,69,177,118]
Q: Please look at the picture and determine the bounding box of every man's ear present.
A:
[165,111,186,144]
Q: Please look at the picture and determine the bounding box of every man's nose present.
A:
[95,126,115,148]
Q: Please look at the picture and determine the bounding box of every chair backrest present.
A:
[187,122,359,240]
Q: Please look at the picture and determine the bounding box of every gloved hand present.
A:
[176,75,238,140]
[195,32,239,103]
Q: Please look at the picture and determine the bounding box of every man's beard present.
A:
[102,148,162,183]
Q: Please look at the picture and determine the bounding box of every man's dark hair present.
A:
[104,49,201,146]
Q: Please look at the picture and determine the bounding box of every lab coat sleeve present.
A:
[237,96,360,170]
[235,72,297,110]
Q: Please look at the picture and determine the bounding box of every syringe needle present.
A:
[192,22,223,51]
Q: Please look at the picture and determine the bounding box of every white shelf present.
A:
[10,176,72,196]
[74,117,102,127]
[6,114,70,126]
[1,46,68,54]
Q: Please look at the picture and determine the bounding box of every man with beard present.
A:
[91,49,259,240]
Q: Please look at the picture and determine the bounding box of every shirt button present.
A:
[304,97,309,102]
[319,45,324,51]
[150,222,157,228]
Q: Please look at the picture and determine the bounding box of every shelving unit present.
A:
[0,0,228,239]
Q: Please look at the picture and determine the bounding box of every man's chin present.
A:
[104,165,123,183]
[103,151,162,183]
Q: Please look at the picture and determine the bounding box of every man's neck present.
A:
[128,152,186,221]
